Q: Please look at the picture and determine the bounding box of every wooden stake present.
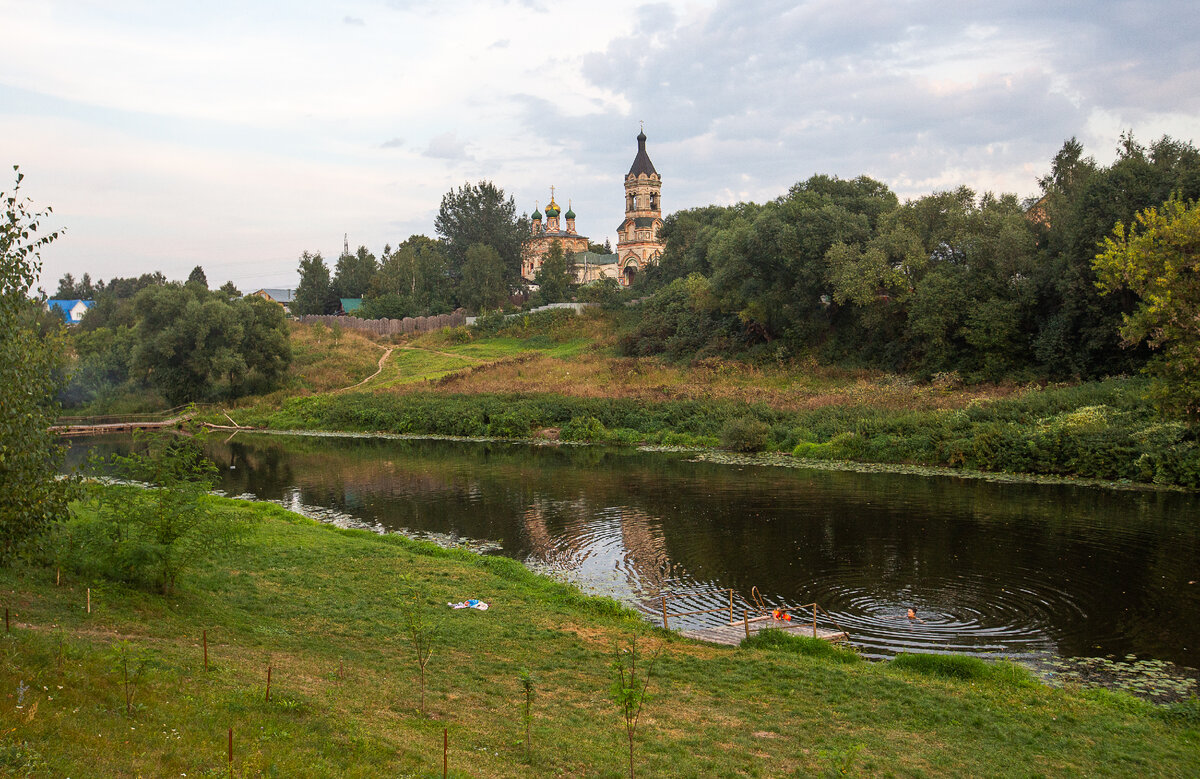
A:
[443,727,448,779]
[813,604,818,639]
[265,666,272,703]
[728,589,734,625]
[744,609,750,639]
[661,595,669,630]
[87,588,91,614]
[56,568,60,586]
[228,727,233,778]
[203,629,208,672]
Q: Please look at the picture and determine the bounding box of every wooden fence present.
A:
[297,309,467,336]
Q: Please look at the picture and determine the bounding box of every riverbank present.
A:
[213,374,1200,490]
[2,493,1197,776]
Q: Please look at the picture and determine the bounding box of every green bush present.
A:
[720,417,770,452]
[891,652,990,679]
[740,628,861,664]
[561,415,607,442]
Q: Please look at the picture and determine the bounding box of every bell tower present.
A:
[616,126,663,286]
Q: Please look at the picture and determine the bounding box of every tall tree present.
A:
[1,166,71,562]
[459,243,508,313]
[186,265,208,289]
[435,181,528,290]
[364,235,451,318]
[1094,196,1200,417]
[332,245,378,299]
[534,240,572,303]
[293,251,337,315]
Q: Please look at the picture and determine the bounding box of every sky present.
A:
[4,0,1198,293]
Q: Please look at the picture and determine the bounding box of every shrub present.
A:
[720,417,770,452]
[561,415,607,442]
[741,628,861,664]
[891,652,991,679]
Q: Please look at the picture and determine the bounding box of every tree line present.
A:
[59,268,290,409]
[623,134,1200,401]
[291,181,608,318]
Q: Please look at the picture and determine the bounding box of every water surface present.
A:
[69,433,1200,666]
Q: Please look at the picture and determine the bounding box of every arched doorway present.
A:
[622,262,638,286]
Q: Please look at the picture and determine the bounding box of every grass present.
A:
[1,491,1197,777]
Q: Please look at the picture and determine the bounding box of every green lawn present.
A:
[1,494,1196,777]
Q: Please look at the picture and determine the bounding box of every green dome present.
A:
[545,200,561,218]
[532,208,542,221]
[565,206,575,219]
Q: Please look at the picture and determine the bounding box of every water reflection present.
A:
[67,433,1200,665]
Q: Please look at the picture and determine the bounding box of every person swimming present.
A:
[906,607,925,623]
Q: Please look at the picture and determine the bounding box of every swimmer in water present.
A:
[904,607,925,623]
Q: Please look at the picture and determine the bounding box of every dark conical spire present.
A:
[628,129,657,176]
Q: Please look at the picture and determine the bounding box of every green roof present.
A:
[570,250,617,266]
[634,216,656,228]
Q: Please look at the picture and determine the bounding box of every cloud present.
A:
[488,39,510,50]
[423,132,471,160]
[343,16,365,26]
[380,137,405,148]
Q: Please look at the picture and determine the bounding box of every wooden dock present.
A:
[658,589,849,647]
[681,616,848,647]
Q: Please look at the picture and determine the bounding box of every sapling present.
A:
[398,589,438,716]
[610,637,663,779]
[109,640,151,716]
[518,668,536,761]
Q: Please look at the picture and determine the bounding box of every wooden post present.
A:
[265,666,272,703]
[813,604,818,638]
[228,727,233,778]
[744,610,750,639]
[56,568,60,586]
[728,589,734,625]
[203,629,208,672]
[87,588,91,614]
[661,595,669,630]
[443,727,448,779]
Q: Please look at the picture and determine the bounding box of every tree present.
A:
[435,181,528,290]
[332,245,377,299]
[1094,196,1200,417]
[293,251,337,315]
[186,265,208,289]
[364,235,451,317]
[130,284,290,404]
[217,280,241,300]
[75,433,241,595]
[1,166,71,562]
[610,637,662,779]
[533,239,572,302]
[459,243,508,313]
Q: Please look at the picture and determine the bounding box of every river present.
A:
[68,432,1200,670]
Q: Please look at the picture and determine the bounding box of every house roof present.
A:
[254,288,295,304]
[46,299,94,323]
[340,297,363,312]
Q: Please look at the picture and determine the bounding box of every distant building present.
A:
[521,129,664,288]
[615,129,664,285]
[251,289,296,312]
[522,189,589,282]
[339,297,363,315]
[46,299,94,324]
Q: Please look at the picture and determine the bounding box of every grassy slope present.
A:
[2,497,1197,777]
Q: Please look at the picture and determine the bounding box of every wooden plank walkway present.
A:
[680,616,848,647]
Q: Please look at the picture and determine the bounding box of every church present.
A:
[522,129,664,287]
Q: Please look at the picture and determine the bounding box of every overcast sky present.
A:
[5,0,1198,293]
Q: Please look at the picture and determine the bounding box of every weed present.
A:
[610,636,662,779]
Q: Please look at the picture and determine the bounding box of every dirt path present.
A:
[334,347,394,393]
